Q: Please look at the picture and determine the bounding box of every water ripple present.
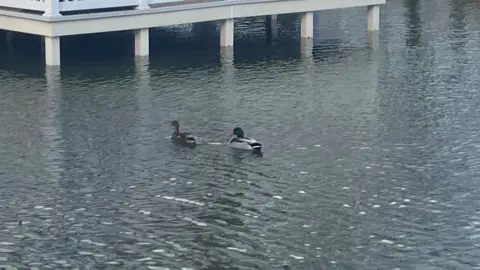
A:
[1,1,480,269]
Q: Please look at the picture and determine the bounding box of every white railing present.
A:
[0,0,192,16]
[59,0,139,12]
[149,0,185,4]
[1,0,45,12]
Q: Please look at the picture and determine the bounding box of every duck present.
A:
[170,120,196,147]
[229,127,262,151]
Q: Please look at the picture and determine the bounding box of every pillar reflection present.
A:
[43,66,64,183]
[134,56,156,179]
[300,37,314,59]
[220,46,235,116]
[368,31,380,51]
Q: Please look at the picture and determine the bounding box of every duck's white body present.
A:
[229,136,263,151]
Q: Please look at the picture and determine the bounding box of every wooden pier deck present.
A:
[0,0,386,66]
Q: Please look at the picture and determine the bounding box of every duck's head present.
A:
[233,127,244,138]
[171,120,179,130]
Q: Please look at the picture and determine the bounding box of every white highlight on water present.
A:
[227,247,247,253]
[289,255,304,260]
[136,257,152,262]
[80,239,106,247]
[148,267,170,270]
[380,239,394,244]
[152,249,175,257]
[139,210,151,215]
[272,195,283,200]
[158,195,205,206]
[182,217,207,227]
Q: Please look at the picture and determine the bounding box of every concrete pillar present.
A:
[220,19,234,47]
[300,12,314,38]
[6,31,13,43]
[45,36,61,66]
[367,5,380,31]
[266,15,278,39]
[5,31,14,52]
[134,28,149,56]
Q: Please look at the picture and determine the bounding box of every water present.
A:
[1,0,480,269]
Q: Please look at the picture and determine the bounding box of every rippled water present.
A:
[1,0,480,269]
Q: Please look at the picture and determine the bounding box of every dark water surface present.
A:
[1,0,480,269]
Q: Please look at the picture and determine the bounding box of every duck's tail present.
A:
[249,142,262,150]
[185,136,196,144]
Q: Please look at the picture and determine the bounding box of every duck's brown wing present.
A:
[179,132,191,137]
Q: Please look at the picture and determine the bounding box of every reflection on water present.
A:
[1,0,480,269]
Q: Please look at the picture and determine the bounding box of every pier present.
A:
[0,0,385,66]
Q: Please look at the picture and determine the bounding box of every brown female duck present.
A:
[171,120,196,147]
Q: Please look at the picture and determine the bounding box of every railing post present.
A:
[137,0,150,9]
[43,0,61,17]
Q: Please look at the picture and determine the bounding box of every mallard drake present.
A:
[171,120,196,147]
[229,127,262,151]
